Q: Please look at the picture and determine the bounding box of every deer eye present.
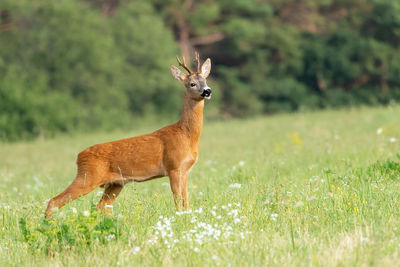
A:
[190,83,196,87]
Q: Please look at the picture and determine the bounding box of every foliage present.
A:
[367,159,400,180]
[19,207,120,253]
[0,0,178,140]
[1,0,400,140]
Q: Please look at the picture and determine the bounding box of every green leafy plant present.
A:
[18,208,120,253]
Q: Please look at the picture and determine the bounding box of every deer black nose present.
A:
[201,88,212,98]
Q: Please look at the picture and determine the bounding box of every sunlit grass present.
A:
[1,105,400,266]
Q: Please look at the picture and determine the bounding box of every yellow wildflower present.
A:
[289,133,303,146]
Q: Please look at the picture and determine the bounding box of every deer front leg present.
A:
[181,174,189,211]
[168,170,188,211]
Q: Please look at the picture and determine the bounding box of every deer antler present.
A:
[195,51,201,73]
[176,56,193,74]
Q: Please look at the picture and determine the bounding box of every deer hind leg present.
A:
[96,183,124,215]
[45,167,109,218]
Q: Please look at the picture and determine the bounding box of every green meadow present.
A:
[1,105,400,266]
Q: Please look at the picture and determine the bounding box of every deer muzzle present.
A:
[201,88,212,99]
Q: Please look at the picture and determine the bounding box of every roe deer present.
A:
[45,52,212,218]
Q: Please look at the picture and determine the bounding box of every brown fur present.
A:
[45,54,211,218]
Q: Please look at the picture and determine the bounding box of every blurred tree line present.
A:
[1,0,400,140]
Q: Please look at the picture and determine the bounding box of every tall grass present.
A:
[1,106,400,266]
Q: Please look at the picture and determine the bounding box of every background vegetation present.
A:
[0,106,399,265]
[1,0,400,140]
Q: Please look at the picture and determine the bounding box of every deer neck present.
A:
[177,91,204,143]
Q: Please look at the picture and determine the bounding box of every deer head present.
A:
[170,52,212,100]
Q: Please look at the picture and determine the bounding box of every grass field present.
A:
[1,105,400,266]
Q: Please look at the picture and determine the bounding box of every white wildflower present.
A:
[147,203,247,248]
[195,207,203,214]
[377,128,383,135]
[308,164,317,170]
[105,234,115,240]
[33,175,44,186]
[229,183,242,189]
[270,213,278,221]
[240,232,245,239]
[71,207,77,214]
[360,237,369,243]
[389,137,397,143]
[193,247,200,252]
[83,210,90,217]
[132,246,140,254]
[228,209,238,217]
[176,210,192,216]
[307,196,317,201]
[238,161,245,166]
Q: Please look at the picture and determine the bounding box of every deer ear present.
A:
[170,65,186,82]
[201,58,211,78]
